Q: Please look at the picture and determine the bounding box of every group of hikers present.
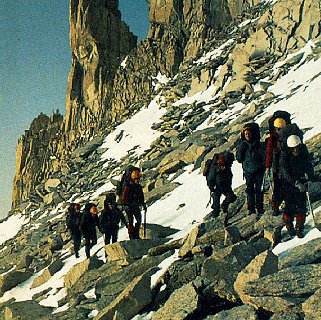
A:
[205,110,317,238]
[66,109,317,259]
[66,166,147,258]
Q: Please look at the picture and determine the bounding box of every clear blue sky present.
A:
[0,0,149,218]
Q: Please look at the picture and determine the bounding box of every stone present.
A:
[206,304,258,319]
[234,250,279,304]
[64,256,104,289]
[4,301,52,320]
[94,268,158,320]
[105,239,167,264]
[0,270,33,295]
[302,288,321,320]
[44,178,61,192]
[151,282,200,320]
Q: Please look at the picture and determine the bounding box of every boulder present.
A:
[206,304,258,319]
[151,282,200,320]
[64,256,103,289]
[0,270,33,295]
[94,268,158,320]
[31,258,63,288]
[279,238,321,270]
[242,264,321,313]
[44,178,61,192]
[105,239,167,264]
[4,301,52,320]
[302,288,321,320]
[234,250,279,304]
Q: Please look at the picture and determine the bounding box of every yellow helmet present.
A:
[273,118,286,129]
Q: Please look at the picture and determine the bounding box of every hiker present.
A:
[80,203,99,258]
[121,170,147,239]
[205,152,237,217]
[66,203,82,258]
[236,122,265,215]
[265,115,289,215]
[99,192,128,245]
[279,134,315,238]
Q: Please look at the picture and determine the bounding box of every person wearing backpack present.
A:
[99,192,128,245]
[265,117,287,215]
[236,123,265,215]
[205,153,237,217]
[121,170,147,239]
[66,203,82,258]
[80,203,99,258]
[279,135,315,238]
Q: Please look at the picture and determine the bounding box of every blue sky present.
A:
[0,0,149,218]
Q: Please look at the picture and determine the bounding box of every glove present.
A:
[295,181,307,193]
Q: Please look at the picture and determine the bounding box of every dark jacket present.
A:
[80,210,99,238]
[66,206,82,235]
[236,140,265,175]
[99,205,127,233]
[121,183,145,209]
[279,145,314,186]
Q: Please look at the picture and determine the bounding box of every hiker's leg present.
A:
[85,237,91,258]
[272,177,282,214]
[295,213,306,238]
[111,228,118,243]
[133,208,142,239]
[245,174,255,213]
[73,232,81,257]
[127,209,135,239]
[283,212,296,236]
[104,230,112,245]
[212,190,221,216]
[222,190,237,213]
[283,186,296,236]
[294,192,307,238]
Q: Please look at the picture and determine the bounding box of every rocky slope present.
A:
[2,0,321,319]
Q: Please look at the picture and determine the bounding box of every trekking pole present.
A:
[206,191,213,208]
[143,209,147,239]
[306,191,316,227]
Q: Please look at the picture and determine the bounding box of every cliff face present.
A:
[11,0,321,209]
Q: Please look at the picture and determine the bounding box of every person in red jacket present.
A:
[121,170,147,239]
[265,117,286,215]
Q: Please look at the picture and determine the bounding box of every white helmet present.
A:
[287,135,302,148]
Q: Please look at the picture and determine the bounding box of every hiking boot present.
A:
[296,228,304,239]
[75,252,79,258]
[247,210,256,215]
[257,208,265,215]
[285,224,296,237]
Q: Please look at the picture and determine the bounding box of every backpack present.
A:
[204,152,234,190]
[241,122,260,141]
[203,152,234,177]
[278,123,304,150]
[116,165,141,197]
[268,110,291,131]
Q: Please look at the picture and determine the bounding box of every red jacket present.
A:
[265,130,279,168]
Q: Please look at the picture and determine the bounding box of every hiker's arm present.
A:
[236,142,247,163]
[121,185,130,206]
[118,209,128,227]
